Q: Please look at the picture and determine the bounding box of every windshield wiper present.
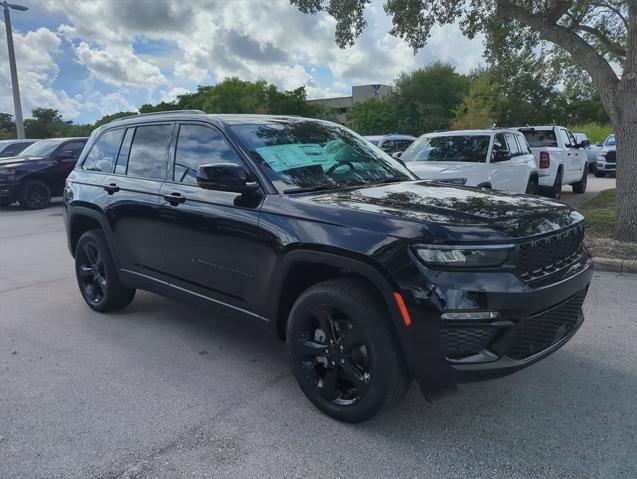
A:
[369,177,410,185]
[283,184,342,194]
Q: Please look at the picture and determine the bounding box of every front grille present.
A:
[605,150,616,163]
[506,290,586,360]
[441,326,497,359]
[518,223,584,281]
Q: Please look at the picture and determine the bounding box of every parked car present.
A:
[64,111,592,422]
[573,133,603,171]
[515,126,588,198]
[364,134,415,155]
[400,129,539,194]
[594,134,616,177]
[0,137,88,208]
[0,139,37,158]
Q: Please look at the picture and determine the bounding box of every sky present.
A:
[0,0,484,124]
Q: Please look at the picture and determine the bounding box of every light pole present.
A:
[2,1,28,139]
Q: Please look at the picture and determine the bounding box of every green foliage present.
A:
[392,63,470,135]
[451,73,505,130]
[566,123,614,144]
[94,112,137,128]
[347,99,396,135]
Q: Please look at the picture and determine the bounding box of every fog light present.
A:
[441,311,501,321]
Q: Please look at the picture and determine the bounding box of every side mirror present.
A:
[196,163,259,193]
[492,150,512,162]
[579,140,591,148]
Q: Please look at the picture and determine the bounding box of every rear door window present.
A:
[114,128,134,175]
[173,124,243,184]
[82,129,124,172]
[504,133,521,156]
[126,124,173,180]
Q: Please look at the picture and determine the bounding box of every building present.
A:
[307,84,392,122]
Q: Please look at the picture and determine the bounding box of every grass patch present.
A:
[579,189,637,261]
[579,189,617,237]
[566,123,613,144]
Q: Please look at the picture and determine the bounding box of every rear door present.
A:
[158,122,263,309]
[101,123,174,274]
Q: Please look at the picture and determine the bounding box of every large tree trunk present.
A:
[614,86,637,242]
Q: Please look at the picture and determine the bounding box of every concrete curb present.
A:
[594,257,637,274]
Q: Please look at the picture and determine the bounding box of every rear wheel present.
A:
[572,168,588,193]
[594,170,606,178]
[287,278,410,422]
[549,168,563,199]
[525,176,538,195]
[19,179,51,209]
[0,198,12,207]
[75,229,136,312]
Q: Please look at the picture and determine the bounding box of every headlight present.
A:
[413,245,513,268]
[596,153,606,160]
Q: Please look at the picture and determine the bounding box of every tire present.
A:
[572,168,588,194]
[75,229,136,312]
[525,176,538,195]
[0,198,12,207]
[549,168,563,199]
[287,277,410,422]
[594,170,606,178]
[19,179,51,209]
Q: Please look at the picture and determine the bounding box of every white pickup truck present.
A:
[515,126,589,198]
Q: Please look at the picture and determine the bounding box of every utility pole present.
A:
[2,1,28,139]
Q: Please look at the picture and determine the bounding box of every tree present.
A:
[392,63,470,135]
[452,72,506,129]
[94,112,138,128]
[0,113,16,138]
[292,0,637,241]
[348,98,397,134]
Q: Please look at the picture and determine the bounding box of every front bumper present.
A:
[0,182,20,200]
[389,251,593,389]
[595,159,616,172]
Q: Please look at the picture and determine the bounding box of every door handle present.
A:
[163,192,186,205]
[103,183,119,194]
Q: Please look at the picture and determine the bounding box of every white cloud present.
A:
[0,24,82,119]
[74,41,167,88]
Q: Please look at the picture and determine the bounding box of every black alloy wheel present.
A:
[77,241,107,305]
[291,305,372,406]
[19,179,51,209]
[75,230,136,312]
[287,278,409,422]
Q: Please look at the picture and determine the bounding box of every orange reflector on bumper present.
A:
[393,292,412,326]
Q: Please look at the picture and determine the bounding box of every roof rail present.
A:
[113,110,206,122]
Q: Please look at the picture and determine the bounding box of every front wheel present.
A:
[287,278,410,422]
[19,179,51,209]
[75,229,136,312]
[572,169,588,193]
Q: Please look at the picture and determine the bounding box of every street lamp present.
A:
[2,1,28,139]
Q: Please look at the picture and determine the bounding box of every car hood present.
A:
[285,181,582,242]
[406,161,484,181]
[0,155,45,168]
[600,146,616,153]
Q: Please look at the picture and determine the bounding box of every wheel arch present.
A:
[268,249,404,340]
[68,206,114,259]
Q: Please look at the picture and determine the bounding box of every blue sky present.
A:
[0,0,484,124]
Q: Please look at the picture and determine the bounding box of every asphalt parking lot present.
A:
[2,177,635,479]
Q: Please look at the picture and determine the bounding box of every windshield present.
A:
[19,139,63,157]
[520,129,558,148]
[401,135,490,163]
[231,120,414,192]
[605,134,616,146]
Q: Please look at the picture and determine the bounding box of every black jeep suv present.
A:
[0,137,88,208]
[63,111,592,422]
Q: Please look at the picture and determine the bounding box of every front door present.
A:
[488,133,514,191]
[158,122,263,309]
